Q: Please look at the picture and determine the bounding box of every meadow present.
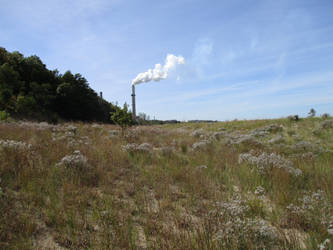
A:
[0,117,332,249]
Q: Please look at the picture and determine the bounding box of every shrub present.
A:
[321,113,330,119]
[0,110,10,121]
[56,150,88,170]
[288,115,299,122]
[110,104,133,135]
[56,150,99,186]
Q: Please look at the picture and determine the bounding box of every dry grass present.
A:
[0,118,332,249]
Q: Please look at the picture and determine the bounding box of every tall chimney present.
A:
[131,85,136,120]
[100,91,103,99]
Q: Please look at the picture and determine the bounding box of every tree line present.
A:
[0,47,132,123]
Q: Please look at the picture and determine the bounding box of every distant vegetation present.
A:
[0,47,132,123]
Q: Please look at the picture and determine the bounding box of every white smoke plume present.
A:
[132,54,185,85]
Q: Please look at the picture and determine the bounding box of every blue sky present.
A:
[1,0,332,120]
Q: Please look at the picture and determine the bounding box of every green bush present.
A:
[0,110,10,120]
[110,103,133,134]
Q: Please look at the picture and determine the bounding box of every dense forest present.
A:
[0,47,122,123]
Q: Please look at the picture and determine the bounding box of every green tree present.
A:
[0,47,9,65]
[0,89,15,112]
[0,63,23,95]
[16,95,37,115]
[0,47,115,122]
[110,103,133,135]
[30,82,55,108]
[308,108,316,117]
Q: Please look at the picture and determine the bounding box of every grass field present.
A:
[0,117,332,249]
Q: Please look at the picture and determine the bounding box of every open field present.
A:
[0,117,333,249]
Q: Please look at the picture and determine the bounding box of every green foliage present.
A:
[0,89,15,112]
[0,110,10,121]
[0,47,115,122]
[16,95,37,115]
[0,63,22,95]
[110,103,133,133]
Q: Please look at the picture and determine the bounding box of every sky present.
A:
[1,0,332,121]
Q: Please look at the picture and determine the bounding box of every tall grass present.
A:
[0,118,332,249]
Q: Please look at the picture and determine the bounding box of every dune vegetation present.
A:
[0,117,333,249]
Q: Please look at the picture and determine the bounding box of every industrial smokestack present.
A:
[130,54,185,121]
[131,85,136,120]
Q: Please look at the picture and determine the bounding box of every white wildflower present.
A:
[91,123,102,129]
[121,143,137,152]
[238,153,256,164]
[290,152,316,160]
[234,135,262,146]
[66,125,77,134]
[238,152,302,176]
[52,127,90,146]
[251,130,269,137]
[0,139,31,150]
[289,168,303,177]
[190,129,206,138]
[254,186,266,196]
[56,150,88,169]
[122,143,152,153]
[211,131,227,140]
[251,218,279,242]
[251,124,283,137]
[268,135,285,144]
[328,216,333,235]
[18,121,55,130]
[137,143,152,152]
[67,136,90,147]
[286,204,304,215]
[220,195,249,217]
[192,140,209,150]
[287,190,331,230]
